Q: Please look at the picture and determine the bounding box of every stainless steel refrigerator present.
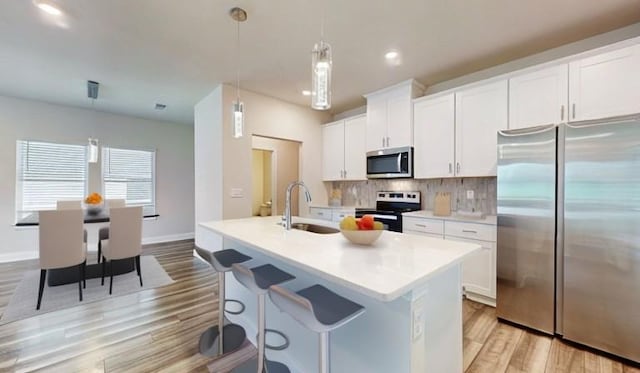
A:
[497,115,640,364]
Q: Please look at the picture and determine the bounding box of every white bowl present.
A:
[340,229,383,246]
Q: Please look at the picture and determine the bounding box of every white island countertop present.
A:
[200,216,480,302]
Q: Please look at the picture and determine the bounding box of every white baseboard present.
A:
[0,251,39,263]
[0,232,195,263]
[142,232,195,245]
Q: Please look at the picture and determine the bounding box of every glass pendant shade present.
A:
[87,138,99,163]
[311,40,332,110]
[232,100,244,138]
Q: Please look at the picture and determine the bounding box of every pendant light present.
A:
[87,80,100,163]
[311,7,331,110]
[230,7,247,138]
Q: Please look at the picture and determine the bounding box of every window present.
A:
[102,147,156,214]
[15,140,88,220]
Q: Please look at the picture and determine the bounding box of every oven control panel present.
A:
[376,191,421,204]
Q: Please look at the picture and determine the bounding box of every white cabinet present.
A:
[365,80,424,151]
[321,115,366,181]
[569,44,640,121]
[309,207,332,221]
[509,65,569,129]
[403,216,444,238]
[343,115,367,180]
[444,221,496,304]
[403,215,497,306]
[322,120,344,181]
[413,93,455,178]
[455,80,508,177]
[331,208,355,222]
[447,236,496,302]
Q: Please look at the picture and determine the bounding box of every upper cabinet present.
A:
[569,44,640,121]
[509,65,569,129]
[413,93,455,179]
[455,80,508,177]
[364,80,425,151]
[321,114,367,181]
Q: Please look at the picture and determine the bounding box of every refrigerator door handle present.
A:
[565,114,640,129]
[498,124,556,137]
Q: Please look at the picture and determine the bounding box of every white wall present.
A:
[194,85,330,250]
[0,95,195,261]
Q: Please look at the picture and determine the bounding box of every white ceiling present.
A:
[1,0,640,125]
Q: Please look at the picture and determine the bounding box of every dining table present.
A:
[16,210,159,286]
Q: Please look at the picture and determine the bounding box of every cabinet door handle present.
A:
[382,137,385,148]
[560,105,565,121]
[449,163,452,174]
[317,212,324,216]
[462,229,477,234]
[572,103,576,119]
[456,162,461,174]
[415,224,426,228]
[344,169,347,178]
[387,137,390,147]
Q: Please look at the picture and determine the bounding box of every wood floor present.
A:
[0,240,637,373]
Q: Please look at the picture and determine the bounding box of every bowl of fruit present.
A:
[339,215,384,246]
[84,192,104,215]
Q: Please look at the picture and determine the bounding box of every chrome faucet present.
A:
[283,181,312,230]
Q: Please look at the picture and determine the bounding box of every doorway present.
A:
[251,135,300,217]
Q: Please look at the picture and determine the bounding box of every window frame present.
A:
[101,145,157,215]
[14,139,89,222]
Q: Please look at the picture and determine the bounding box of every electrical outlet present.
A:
[230,188,244,198]
[466,190,474,199]
[412,306,424,340]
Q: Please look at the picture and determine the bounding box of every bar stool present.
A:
[269,284,365,373]
[195,246,252,358]
[231,263,295,373]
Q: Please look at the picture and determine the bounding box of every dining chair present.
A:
[56,200,82,210]
[97,199,126,263]
[100,206,143,294]
[56,200,87,243]
[37,209,87,310]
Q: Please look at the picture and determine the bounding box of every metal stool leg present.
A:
[257,293,266,373]
[319,331,329,373]
[218,271,226,356]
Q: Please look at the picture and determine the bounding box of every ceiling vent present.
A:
[155,103,167,110]
[87,80,99,99]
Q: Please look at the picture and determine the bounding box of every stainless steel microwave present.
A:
[366,146,413,179]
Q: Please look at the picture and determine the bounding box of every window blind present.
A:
[16,140,88,219]
[102,147,156,214]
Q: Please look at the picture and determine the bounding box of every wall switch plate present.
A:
[230,188,244,198]
[466,190,474,199]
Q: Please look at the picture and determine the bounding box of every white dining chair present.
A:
[97,199,126,263]
[56,200,82,210]
[38,209,87,310]
[56,200,88,243]
[100,206,143,294]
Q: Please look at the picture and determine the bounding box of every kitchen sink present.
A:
[291,223,339,234]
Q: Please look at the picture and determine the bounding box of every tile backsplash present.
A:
[325,177,497,215]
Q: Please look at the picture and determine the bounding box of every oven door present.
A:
[355,210,402,232]
[366,146,413,179]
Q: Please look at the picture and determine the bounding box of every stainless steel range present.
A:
[355,191,421,232]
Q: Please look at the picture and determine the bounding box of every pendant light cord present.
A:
[236,14,240,101]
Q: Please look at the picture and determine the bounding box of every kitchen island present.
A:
[200,216,480,372]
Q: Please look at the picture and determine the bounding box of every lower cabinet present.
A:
[403,215,496,306]
[309,207,355,222]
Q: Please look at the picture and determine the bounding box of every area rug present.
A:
[0,255,174,324]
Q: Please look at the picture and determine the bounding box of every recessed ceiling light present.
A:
[385,50,399,60]
[33,1,63,16]
[302,90,312,96]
